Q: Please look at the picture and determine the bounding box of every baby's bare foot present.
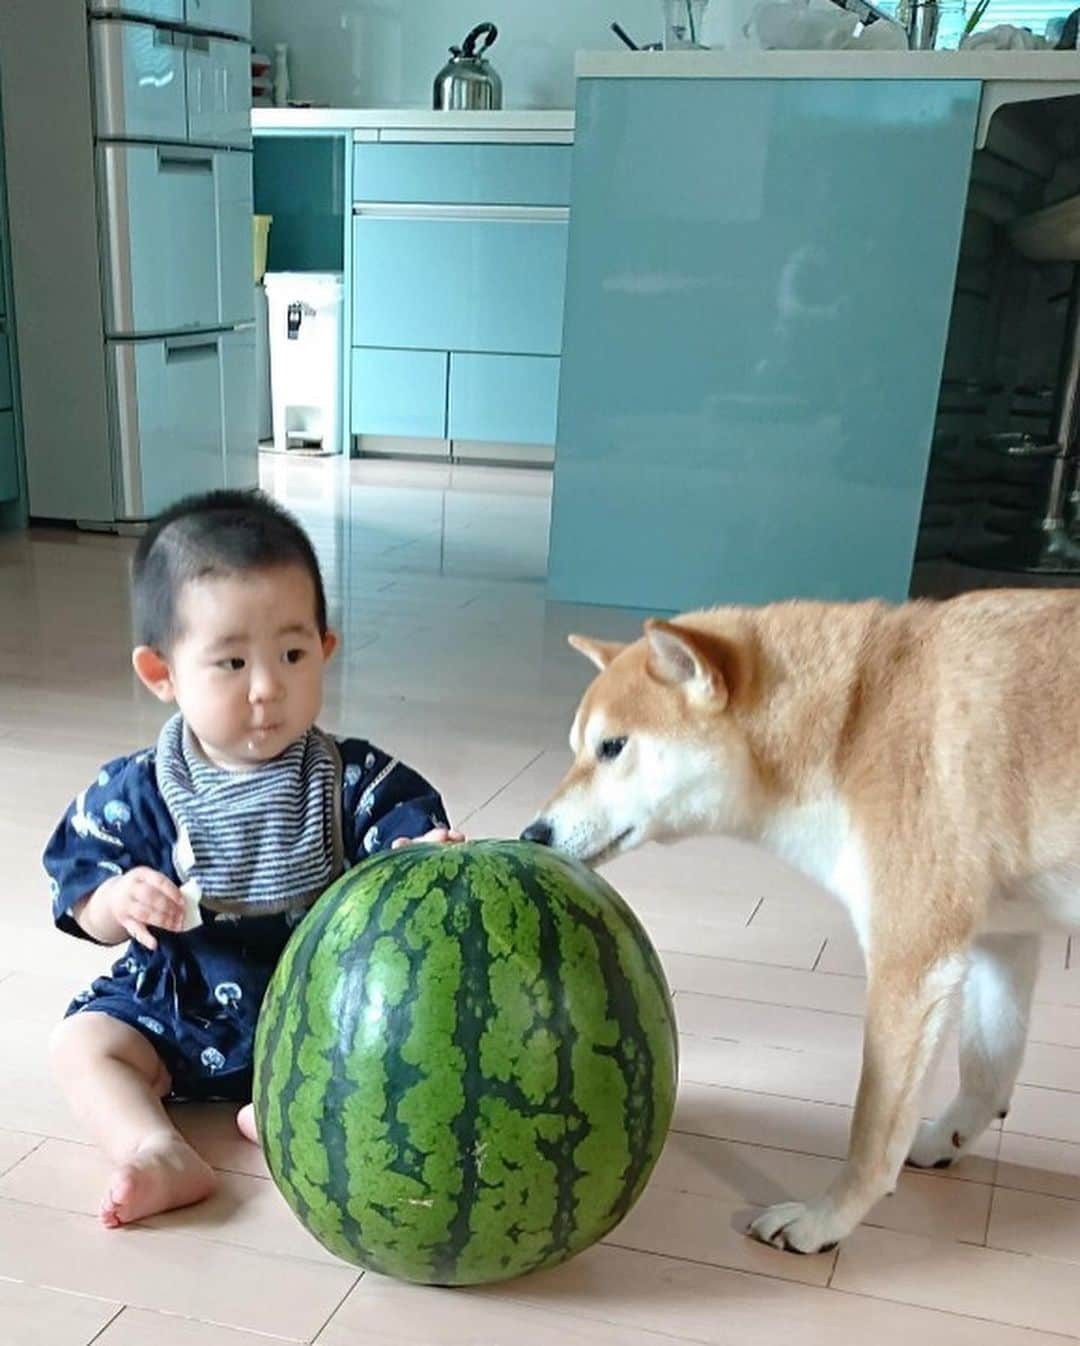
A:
[100,1134,216,1228]
[235,1103,259,1144]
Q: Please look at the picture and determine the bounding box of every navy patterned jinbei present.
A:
[43,717,447,1100]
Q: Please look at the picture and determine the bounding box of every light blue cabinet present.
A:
[353,144,571,207]
[549,76,980,609]
[351,348,448,438]
[352,215,567,356]
[449,353,559,445]
[346,138,571,454]
[0,410,18,502]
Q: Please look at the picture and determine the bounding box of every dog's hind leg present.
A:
[750,939,968,1255]
[907,932,1039,1170]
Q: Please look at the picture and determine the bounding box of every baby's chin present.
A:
[198,727,301,770]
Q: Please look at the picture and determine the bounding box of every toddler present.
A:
[44,490,461,1227]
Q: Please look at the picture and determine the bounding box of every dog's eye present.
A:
[597,736,627,762]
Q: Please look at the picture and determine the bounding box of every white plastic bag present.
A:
[746,0,907,49]
[960,23,1048,48]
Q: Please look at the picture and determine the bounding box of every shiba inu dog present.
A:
[521,591,1080,1254]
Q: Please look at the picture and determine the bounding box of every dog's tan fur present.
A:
[524,590,1080,1253]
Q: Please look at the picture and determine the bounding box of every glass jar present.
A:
[662,0,710,47]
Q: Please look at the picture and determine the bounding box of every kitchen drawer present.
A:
[447,352,560,446]
[352,213,567,355]
[186,34,252,147]
[350,348,447,439]
[92,21,188,142]
[100,144,253,335]
[0,410,16,503]
[0,334,11,412]
[90,0,184,21]
[110,333,229,518]
[186,0,251,38]
[353,144,571,207]
[448,353,559,446]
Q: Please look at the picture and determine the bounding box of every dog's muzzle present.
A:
[519,820,554,847]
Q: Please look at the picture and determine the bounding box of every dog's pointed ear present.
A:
[644,619,743,708]
[568,633,625,671]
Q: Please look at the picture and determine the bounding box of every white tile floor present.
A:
[2,454,1080,1343]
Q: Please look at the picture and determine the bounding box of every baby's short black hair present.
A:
[132,489,328,652]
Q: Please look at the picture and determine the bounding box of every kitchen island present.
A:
[546,52,1080,610]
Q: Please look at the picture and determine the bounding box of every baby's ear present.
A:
[132,646,176,703]
[321,630,339,660]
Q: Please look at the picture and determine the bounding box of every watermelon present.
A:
[252,839,678,1286]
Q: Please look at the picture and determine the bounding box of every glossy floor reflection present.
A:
[2,455,1080,1344]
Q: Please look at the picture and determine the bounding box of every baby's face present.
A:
[165,564,336,769]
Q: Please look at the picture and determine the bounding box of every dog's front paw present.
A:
[748,1200,845,1255]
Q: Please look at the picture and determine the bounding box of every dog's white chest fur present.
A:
[761,795,873,949]
[763,800,1080,944]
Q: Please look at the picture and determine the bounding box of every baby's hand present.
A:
[391,826,466,851]
[90,867,187,951]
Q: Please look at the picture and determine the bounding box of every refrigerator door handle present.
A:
[165,334,220,358]
[156,147,215,172]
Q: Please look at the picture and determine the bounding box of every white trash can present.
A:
[254,283,273,443]
[264,272,344,455]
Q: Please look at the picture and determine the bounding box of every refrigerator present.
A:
[0,0,256,527]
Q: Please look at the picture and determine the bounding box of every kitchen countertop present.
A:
[576,50,1080,80]
[574,50,1080,146]
[252,108,575,135]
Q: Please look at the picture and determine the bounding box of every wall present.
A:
[252,0,732,110]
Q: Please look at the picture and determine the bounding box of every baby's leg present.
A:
[50,1013,216,1227]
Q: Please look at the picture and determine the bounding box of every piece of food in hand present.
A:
[178,878,203,932]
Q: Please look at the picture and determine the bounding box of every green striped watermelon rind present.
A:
[253,839,678,1286]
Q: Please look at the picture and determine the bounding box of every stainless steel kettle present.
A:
[433,22,502,111]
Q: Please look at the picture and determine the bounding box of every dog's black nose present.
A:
[520,820,554,847]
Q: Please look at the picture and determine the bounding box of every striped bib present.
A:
[155,714,341,915]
